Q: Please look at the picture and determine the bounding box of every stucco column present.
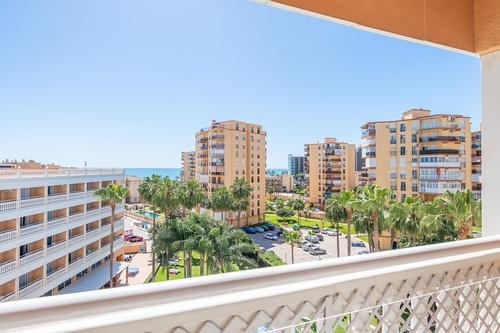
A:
[481,49,500,236]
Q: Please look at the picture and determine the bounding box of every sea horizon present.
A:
[125,167,288,179]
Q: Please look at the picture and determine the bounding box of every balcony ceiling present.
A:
[257,0,500,55]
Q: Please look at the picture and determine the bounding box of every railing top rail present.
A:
[1,236,500,332]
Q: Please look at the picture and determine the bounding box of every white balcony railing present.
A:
[47,194,67,204]
[0,168,125,181]
[86,250,100,264]
[0,292,15,303]
[69,234,85,247]
[46,266,67,285]
[18,278,44,300]
[0,236,499,332]
[47,241,67,256]
[0,200,18,213]
[0,229,17,244]
[68,257,84,272]
[68,212,85,224]
[20,223,45,238]
[20,196,45,209]
[19,249,45,268]
[69,191,85,200]
[0,259,16,277]
[47,217,67,229]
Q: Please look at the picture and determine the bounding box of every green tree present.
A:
[422,189,482,240]
[334,190,356,255]
[353,185,391,252]
[178,179,206,216]
[208,186,235,223]
[94,183,128,288]
[324,195,346,257]
[230,178,253,227]
[138,174,162,283]
[156,177,181,280]
[288,197,306,227]
[276,207,294,223]
[282,230,301,264]
[186,213,215,276]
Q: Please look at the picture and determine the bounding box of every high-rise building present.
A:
[195,120,266,226]
[287,154,305,175]
[0,166,126,302]
[471,129,482,200]
[361,109,471,202]
[180,151,196,183]
[304,138,356,207]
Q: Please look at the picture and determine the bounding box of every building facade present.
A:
[304,138,356,207]
[125,175,143,204]
[287,154,305,176]
[471,129,482,200]
[0,167,125,302]
[180,151,196,183]
[195,120,266,226]
[361,109,472,202]
[265,174,294,195]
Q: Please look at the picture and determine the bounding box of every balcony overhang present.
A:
[253,0,500,56]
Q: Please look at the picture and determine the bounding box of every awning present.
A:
[57,261,130,295]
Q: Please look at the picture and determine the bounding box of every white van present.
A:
[124,228,134,236]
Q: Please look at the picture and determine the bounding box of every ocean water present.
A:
[125,168,288,179]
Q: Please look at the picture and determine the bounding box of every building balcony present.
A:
[419,175,465,181]
[1,236,499,332]
[419,149,460,155]
[18,278,44,300]
[361,128,376,138]
[420,122,464,130]
[419,136,465,143]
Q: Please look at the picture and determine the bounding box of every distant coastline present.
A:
[125,168,288,179]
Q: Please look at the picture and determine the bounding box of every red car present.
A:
[125,235,143,242]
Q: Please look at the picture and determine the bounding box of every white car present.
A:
[305,234,319,243]
[303,244,315,252]
[327,229,340,236]
[264,233,278,240]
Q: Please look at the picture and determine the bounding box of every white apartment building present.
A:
[0,167,126,302]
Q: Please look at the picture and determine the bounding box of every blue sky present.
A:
[0,0,481,169]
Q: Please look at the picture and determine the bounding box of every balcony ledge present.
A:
[1,236,499,332]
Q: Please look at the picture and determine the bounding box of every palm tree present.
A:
[179,179,206,216]
[230,178,253,227]
[288,197,305,227]
[354,185,391,252]
[422,189,482,240]
[324,195,346,257]
[335,190,356,256]
[155,177,181,280]
[186,213,215,276]
[138,174,162,283]
[94,183,128,288]
[208,186,235,223]
[282,230,301,264]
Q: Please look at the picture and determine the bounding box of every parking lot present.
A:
[248,227,369,264]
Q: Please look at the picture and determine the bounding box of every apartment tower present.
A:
[0,166,126,302]
[471,129,482,200]
[361,109,471,202]
[304,138,356,207]
[180,151,196,183]
[195,120,266,226]
[287,154,305,176]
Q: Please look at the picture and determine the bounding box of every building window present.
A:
[401,182,406,191]
[400,123,406,132]
[390,136,396,144]
[412,146,417,156]
[411,134,417,143]
[400,135,406,144]
[400,147,406,156]
[412,170,418,180]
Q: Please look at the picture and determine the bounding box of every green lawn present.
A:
[154,252,203,281]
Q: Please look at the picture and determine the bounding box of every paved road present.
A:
[248,228,369,264]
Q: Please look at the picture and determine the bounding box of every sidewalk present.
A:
[125,253,153,285]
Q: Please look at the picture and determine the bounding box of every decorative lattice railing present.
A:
[0,236,499,333]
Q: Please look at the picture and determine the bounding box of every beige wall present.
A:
[125,176,142,204]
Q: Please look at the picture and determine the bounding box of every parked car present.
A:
[358,250,370,255]
[299,240,310,248]
[264,233,278,240]
[327,229,340,236]
[169,268,180,274]
[305,234,319,243]
[321,228,329,234]
[309,247,327,255]
[276,229,283,237]
[264,222,275,230]
[254,226,265,233]
[260,225,269,231]
[312,226,320,233]
[125,235,143,242]
[351,241,366,247]
[316,234,324,241]
[303,244,316,252]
